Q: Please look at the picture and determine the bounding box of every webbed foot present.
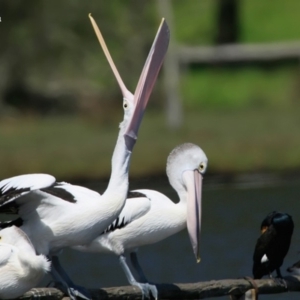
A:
[53,281,91,300]
[272,276,287,289]
[133,282,158,300]
[68,285,92,300]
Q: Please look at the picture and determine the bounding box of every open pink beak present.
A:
[182,169,203,262]
[89,15,169,151]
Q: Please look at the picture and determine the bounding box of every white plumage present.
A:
[0,17,169,300]
[0,226,50,299]
[74,143,208,299]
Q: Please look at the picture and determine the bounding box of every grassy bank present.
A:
[174,0,300,44]
[1,106,299,181]
[182,65,300,110]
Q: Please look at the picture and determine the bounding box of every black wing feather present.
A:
[0,186,31,206]
[127,191,146,199]
[101,190,147,235]
[41,183,77,203]
[0,217,23,229]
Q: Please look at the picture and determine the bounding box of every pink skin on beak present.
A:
[89,14,133,101]
[89,15,170,151]
[182,169,203,263]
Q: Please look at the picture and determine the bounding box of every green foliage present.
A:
[182,65,300,110]
[172,0,215,45]
[242,0,300,43]
[1,108,300,179]
[0,0,157,96]
[1,0,300,102]
[173,0,300,45]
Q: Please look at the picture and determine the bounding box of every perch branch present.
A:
[18,275,300,300]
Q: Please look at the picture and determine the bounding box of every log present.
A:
[178,41,300,65]
[17,275,300,300]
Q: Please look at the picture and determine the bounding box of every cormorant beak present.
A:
[183,169,203,263]
[261,226,268,234]
[89,14,170,151]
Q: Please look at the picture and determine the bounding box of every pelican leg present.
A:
[49,262,71,293]
[51,256,91,300]
[130,251,148,283]
[119,254,158,300]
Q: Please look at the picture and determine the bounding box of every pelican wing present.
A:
[0,178,101,219]
[43,182,102,202]
[102,191,150,234]
[15,183,102,220]
[0,174,56,207]
[0,245,12,266]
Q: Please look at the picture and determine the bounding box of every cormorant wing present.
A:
[253,228,276,263]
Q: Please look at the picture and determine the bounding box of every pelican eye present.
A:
[123,100,128,109]
[198,162,206,172]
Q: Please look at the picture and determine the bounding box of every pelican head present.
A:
[89,15,169,152]
[166,143,208,262]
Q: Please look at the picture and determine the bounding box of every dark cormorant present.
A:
[252,211,294,279]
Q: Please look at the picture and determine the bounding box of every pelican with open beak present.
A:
[0,16,169,300]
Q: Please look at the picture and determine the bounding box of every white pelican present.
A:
[0,16,169,300]
[73,143,208,299]
[0,226,50,299]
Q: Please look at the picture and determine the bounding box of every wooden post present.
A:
[156,0,183,130]
[178,42,300,65]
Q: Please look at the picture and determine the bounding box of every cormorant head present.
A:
[261,211,294,235]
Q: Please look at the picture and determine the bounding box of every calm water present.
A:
[5,176,300,299]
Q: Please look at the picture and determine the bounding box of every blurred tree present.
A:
[0,1,159,115]
[215,0,240,44]
[157,0,182,129]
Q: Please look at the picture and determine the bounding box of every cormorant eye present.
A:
[123,101,128,109]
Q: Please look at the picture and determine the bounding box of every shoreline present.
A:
[72,169,300,193]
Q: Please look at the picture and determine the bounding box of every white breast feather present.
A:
[261,254,269,263]
[0,245,12,266]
